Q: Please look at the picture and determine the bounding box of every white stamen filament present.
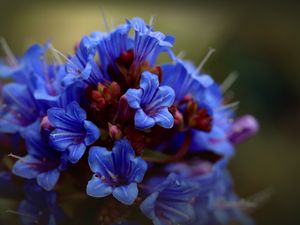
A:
[177,51,186,59]
[221,71,238,93]
[195,47,216,74]
[49,44,63,64]
[0,37,18,67]
[149,15,156,29]
[100,7,110,32]
[217,101,240,111]
[6,209,38,222]
[8,153,23,161]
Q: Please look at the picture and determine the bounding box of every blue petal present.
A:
[112,183,138,205]
[0,60,19,78]
[68,143,86,163]
[156,86,175,107]
[152,108,174,129]
[140,192,159,220]
[125,89,142,109]
[111,139,135,178]
[58,82,84,108]
[66,101,87,122]
[84,120,100,145]
[1,83,38,129]
[97,24,131,74]
[12,155,40,179]
[134,109,155,130]
[86,174,113,197]
[144,85,174,113]
[37,169,60,191]
[131,157,148,183]
[50,128,85,151]
[48,107,82,132]
[88,146,115,178]
[140,72,159,103]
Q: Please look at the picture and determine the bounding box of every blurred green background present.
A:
[0,0,299,224]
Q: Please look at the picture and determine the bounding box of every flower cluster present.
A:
[0,17,259,225]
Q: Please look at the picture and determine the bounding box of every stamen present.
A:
[149,15,156,29]
[195,47,215,74]
[177,51,186,60]
[49,44,63,64]
[8,153,23,161]
[49,46,76,67]
[217,101,240,111]
[245,187,274,209]
[100,6,110,32]
[110,17,115,30]
[221,71,238,93]
[0,37,18,67]
[6,209,38,222]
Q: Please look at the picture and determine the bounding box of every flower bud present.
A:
[228,115,259,144]
[108,123,122,140]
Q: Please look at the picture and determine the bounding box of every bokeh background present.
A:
[0,0,299,224]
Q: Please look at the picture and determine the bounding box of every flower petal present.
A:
[37,169,60,191]
[152,108,174,129]
[84,120,100,145]
[140,72,159,103]
[12,155,40,179]
[86,174,113,197]
[111,139,135,178]
[68,143,86,163]
[134,109,155,130]
[88,146,115,178]
[112,183,138,205]
[50,128,84,151]
[66,101,86,122]
[125,89,142,109]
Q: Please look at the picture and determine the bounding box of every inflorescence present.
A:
[0,17,259,225]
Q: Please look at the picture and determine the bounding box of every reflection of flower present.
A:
[19,181,65,225]
[140,173,199,225]
[87,139,147,205]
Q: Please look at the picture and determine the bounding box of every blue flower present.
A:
[161,59,207,104]
[64,36,106,86]
[0,83,40,133]
[95,24,133,76]
[86,139,147,205]
[48,101,100,163]
[12,121,68,191]
[0,43,84,133]
[125,71,175,130]
[193,167,255,225]
[127,17,174,66]
[140,173,199,225]
[18,181,65,225]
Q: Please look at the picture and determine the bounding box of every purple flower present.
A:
[12,121,68,191]
[48,101,100,163]
[125,71,175,130]
[87,139,147,205]
[228,115,259,144]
